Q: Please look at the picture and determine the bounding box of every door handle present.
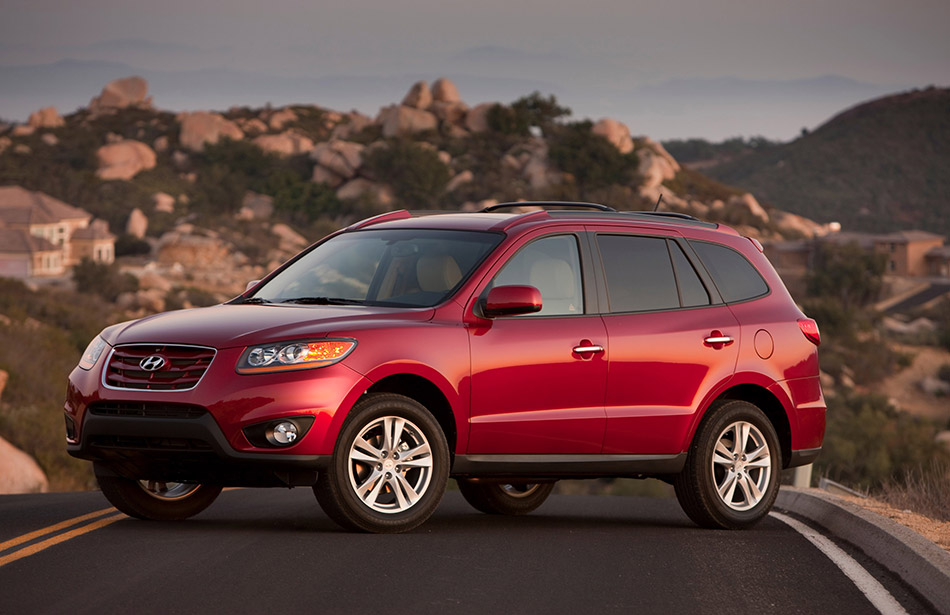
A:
[704,329,734,346]
[573,344,604,354]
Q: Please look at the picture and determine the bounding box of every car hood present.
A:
[101,303,436,349]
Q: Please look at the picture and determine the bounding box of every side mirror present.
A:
[245,280,261,292]
[482,285,542,317]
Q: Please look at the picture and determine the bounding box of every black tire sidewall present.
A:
[678,400,781,529]
[319,394,449,532]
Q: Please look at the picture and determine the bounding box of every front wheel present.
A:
[314,393,449,533]
[457,480,555,515]
[95,465,222,521]
[674,400,781,529]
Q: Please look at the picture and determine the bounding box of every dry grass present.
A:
[875,459,950,522]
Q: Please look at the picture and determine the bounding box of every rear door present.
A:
[588,228,740,454]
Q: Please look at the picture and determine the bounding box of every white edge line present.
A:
[770,511,909,615]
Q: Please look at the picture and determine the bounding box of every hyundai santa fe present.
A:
[65,202,825,533]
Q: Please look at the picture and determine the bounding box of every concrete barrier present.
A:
[777,487,950,614]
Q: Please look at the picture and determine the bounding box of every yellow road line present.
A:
[0,507,116,553]
[0,512,126,568]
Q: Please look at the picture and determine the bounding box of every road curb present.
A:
[776,487,950,614]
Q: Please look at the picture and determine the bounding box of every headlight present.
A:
[236,338,356,374]
[78,336,109,371]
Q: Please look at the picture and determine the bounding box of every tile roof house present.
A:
[0,186,115,279]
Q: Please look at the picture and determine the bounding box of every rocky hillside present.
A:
[700,87,950,236]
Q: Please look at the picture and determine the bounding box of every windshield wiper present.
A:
[238,297,272,304]
[280,297,365,305]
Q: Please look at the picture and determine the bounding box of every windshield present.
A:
[249,228,502,308]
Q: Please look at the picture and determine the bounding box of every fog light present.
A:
[267,421,298,446]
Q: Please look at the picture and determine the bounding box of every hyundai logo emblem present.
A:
[139,355,166,372]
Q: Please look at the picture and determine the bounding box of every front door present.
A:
[467,234,608,454]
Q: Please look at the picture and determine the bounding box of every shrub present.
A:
[816,392,946,490]
[548,121,639,193]
[362,140,450,208]
[72,258,139,302]
[806,241,886,311]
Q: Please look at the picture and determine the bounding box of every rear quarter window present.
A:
[689,240,769,303]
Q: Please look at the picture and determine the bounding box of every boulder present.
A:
[637,139,680,189]
[157,232,230,267]
[312,165,345,188]
[0,137,10,156]
[267,108,298,131]
[41,133,59,146]
[331,112,374,140]
[153,135,169,152]
[153,192,176,213]
[90,76,150,111]
[377,105,438,138]
[309,140,365,178]
[238,192,275,220]
[28,107,65,128]
[772,210,821,238]
[0,436,49,494]
[179,112,244,151]
[239,118,269,135]
[271,223,309,252]
[431,78,461,103]
[592,118,634,154]
[96,140,157,180]
[11,125,35,137]
[0,368,7,400]
[919,376,950,396]
[465,103,495,133]
[336,178,394,207]
[446,170,474,193]
[430,101,468,124]
[726,193,770,225]
[402,81,432,109]
[126,208,148,238]
[252,131,315,156]
[138,271,173,292]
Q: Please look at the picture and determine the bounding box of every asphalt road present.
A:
[0,487,937,614]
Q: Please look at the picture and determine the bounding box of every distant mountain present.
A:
[0,57,902,140]
[701,87,950,236]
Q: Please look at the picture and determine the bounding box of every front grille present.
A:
[88,402,207,419]
[105,344,215,391]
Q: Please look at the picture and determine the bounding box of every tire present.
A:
[457,480,555,515]
[674,400,781,530]
[95,465,222,521]
[314,393,449,533]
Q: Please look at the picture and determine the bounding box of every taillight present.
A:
[798,319,821,346]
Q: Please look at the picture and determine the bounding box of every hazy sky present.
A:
[2,0,948,139]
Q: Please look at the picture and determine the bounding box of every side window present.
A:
[670,243,711,307]
[597,235,680,312]
[689,240,769,303]
[491,235,584,316]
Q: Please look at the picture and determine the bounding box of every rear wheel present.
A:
[314,393,449,533]
[457,480,555,515]
[674,400,781,529]
[95,464,221,521]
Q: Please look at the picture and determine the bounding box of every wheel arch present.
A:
[365,374,458,456]
[714,384,791,468]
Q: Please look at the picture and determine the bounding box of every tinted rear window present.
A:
[597,235,681,312]
[689,240,769,303]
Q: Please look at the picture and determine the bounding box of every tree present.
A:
[548,121,639,192]
[806,241,886,311]
[487,92,572,136]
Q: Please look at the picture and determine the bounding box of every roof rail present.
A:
[346,209,412,230]
[482,201,618,213]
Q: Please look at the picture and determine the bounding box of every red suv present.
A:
[66,203,824,533]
